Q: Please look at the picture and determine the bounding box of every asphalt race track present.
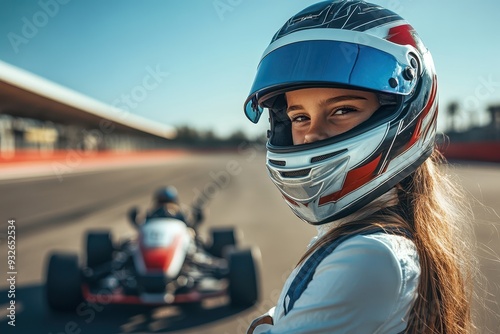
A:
[0,152,499,333]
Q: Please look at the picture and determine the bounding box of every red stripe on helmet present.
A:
[386,24,418,49]
[283,194,299,206]
[403,77,438,151]
[319,154,382,205]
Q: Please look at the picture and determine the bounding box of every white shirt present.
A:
[253,190,420,334]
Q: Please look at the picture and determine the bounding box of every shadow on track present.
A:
[0,284,252,333]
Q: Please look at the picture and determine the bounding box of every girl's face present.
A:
[285,88,380,145]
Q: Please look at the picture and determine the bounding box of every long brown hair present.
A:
[298,150,477,333]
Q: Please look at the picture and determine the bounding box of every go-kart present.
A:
[45,205,260,312]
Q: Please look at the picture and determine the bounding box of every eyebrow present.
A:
[286,95,368,113]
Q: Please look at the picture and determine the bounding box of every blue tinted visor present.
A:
[244,40,415,123]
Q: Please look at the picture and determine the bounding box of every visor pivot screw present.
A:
[410,57,418,69]
[389,78,398,88]
[403,67,415,81]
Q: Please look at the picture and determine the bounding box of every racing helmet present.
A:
[244,0,438,225]
[154,186,179,205]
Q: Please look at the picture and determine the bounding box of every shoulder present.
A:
[335,232,418,265]
[307,233,420,325]
[316,232,420,289]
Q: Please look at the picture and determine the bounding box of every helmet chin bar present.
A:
[282,145,434,226]
[266,122,389,222]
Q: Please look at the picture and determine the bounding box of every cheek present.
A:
[291,128,303,145]
[341,111,377,132]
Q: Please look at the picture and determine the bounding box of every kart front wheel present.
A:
[228,247,260,307]
[86,231,114,268]
[46,253,83,312]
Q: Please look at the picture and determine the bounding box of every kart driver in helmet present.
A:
[145,186,204,228]
[244,1,476,333]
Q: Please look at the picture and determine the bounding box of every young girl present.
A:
[243,1,476,333]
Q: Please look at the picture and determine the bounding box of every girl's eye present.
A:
[290,115,309,123]
[333,107,358,115]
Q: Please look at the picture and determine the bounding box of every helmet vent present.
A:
[310,150,346,163]
[269,159,286,166]
[281,168,311,178]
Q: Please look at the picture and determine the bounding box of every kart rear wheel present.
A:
[228,247,260,307]
[86,231,114,268]
[46,253,83,312]
[208,227,238,258]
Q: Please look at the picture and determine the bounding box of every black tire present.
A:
[179,301,203,313]
[228,247,260,307]
[46,253,83,312]
[208,227,238,258]
[86,231,114,268]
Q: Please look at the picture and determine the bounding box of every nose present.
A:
[303,120,330,144]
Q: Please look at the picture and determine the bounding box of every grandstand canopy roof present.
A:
[0,60,176,139]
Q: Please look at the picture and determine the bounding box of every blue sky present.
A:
[1,0,499,138]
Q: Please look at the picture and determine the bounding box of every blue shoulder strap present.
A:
[283,227,412,316]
